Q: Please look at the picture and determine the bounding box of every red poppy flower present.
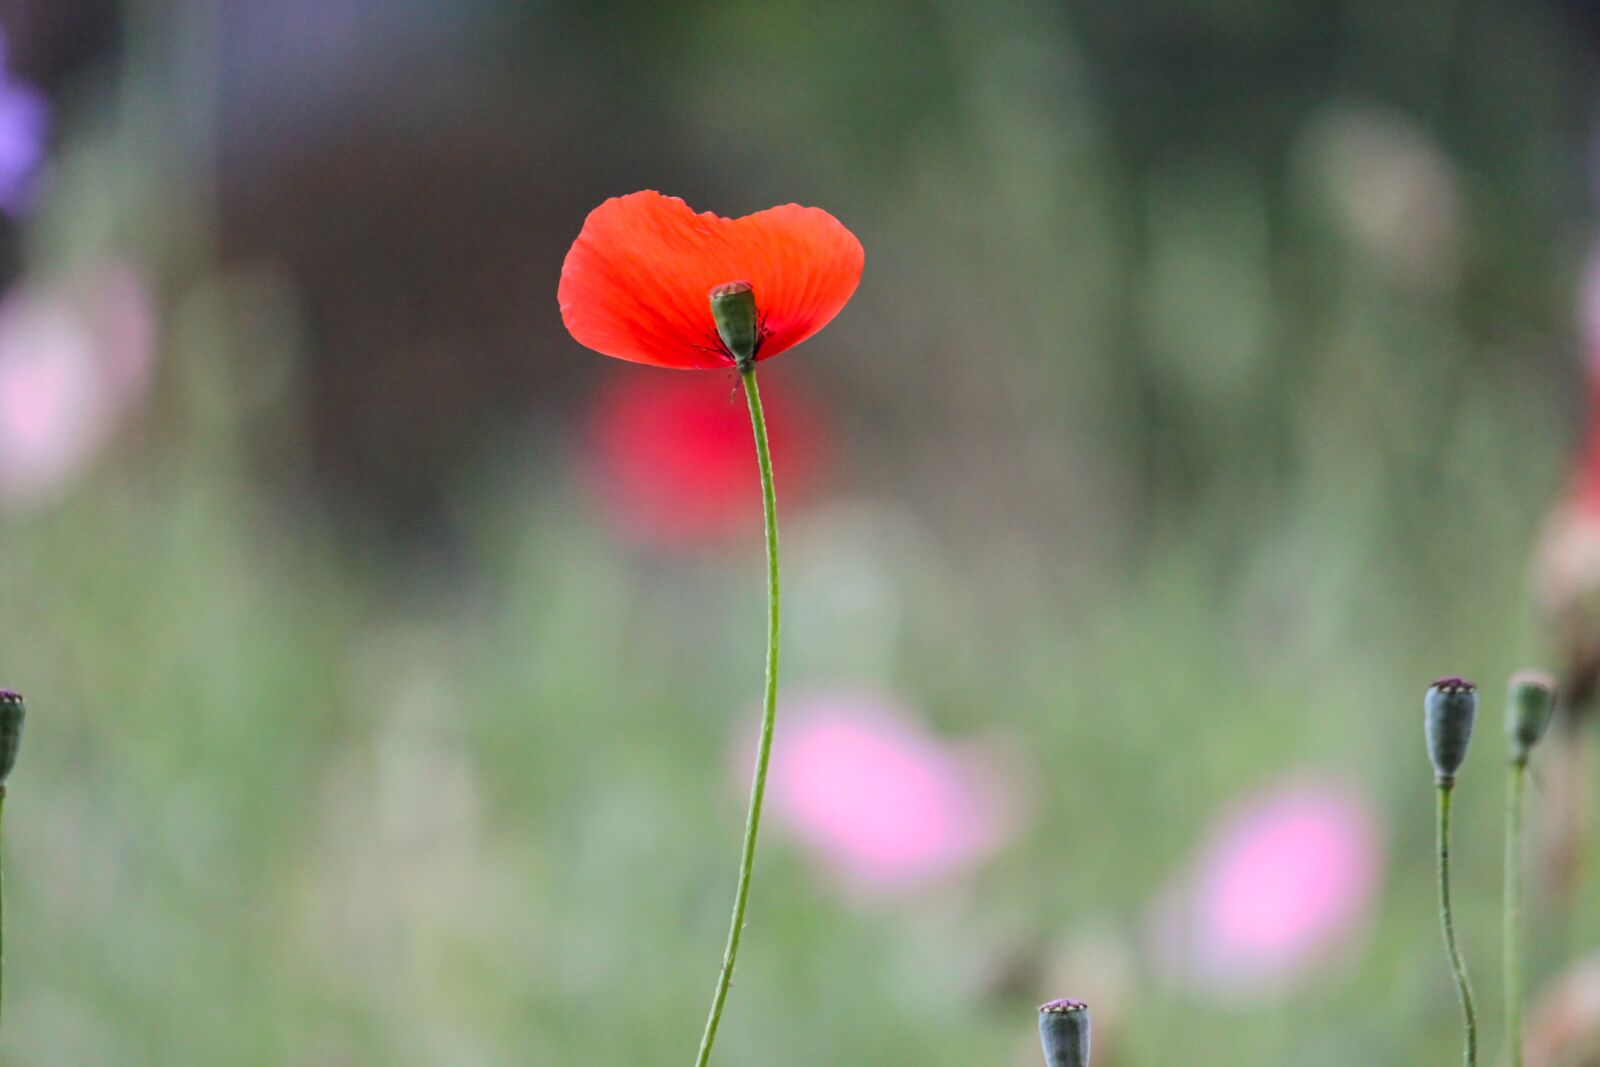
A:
[558,191,864,369]
[580,369,827,547]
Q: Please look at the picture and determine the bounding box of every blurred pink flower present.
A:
[580,369,827,548]
[0,264,157,514]
[1151,779,1384,998]
[741,692,1021,897]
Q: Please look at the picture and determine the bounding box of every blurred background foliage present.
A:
[1,0,1599,1064]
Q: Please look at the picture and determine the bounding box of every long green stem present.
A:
[692,367,781,1067]
[1,786,7,1030]
[1438,783,1477,1067]
[1504,759,1527,1067]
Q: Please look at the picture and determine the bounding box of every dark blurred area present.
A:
[10,0,1594,551]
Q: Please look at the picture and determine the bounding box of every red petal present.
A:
[558,191,864,370]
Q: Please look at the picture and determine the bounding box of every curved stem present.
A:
[1505,759,1527,1067]
[693,367,781,1067]
[1438,783,1478,1067]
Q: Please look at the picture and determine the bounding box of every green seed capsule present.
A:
[1505,671,1557,763]
[1038,999,1090,1067]
[0,690,23,786]
[1425,677,1477,786]
[709,280,759,368]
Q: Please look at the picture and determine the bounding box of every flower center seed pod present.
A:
[708,280,760,369]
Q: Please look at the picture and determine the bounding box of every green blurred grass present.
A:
[0,351,1587,1065]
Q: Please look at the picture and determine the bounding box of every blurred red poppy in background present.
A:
[558,191,863,370]
[1528,246,1600,906]
[579,369,829,547]
[1535,255,1600,673]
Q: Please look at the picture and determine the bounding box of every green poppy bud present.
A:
[709,280,759,369]
[1038,999,1090,1067]
[0,690,23,786]
[1425,677,1477,786]
[1505,670,1557,764]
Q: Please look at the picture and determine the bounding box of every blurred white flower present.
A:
[1534,497,1600,653]
[1526,955,1600,1067]
[1581,245,1600,367]
[1297,105,1463,287]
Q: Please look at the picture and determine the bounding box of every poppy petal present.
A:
[558,191,863,370]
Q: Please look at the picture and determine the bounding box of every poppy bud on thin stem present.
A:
[1426,677,1479,786]
[1038,999,1090,1067]
[1506,671,1557,766]
[1428,678,1479,1067]
[0,691,23,787]
[1504,671,1555,1067]
[709,281,759,370]
[0,688,21,1031]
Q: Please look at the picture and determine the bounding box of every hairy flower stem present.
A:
[1438,782,1478,1067]
[693,366,781,1067]
[1504,758,1527,1067]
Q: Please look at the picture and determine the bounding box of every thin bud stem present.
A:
[0,688,24,1033]
[1,786,7,1030]
[1437,782,1478,1067]
[1504,757,1527,1067]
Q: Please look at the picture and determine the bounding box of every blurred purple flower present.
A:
[738,691,1022,898]
[1150,778,1384,999]
[0,263,157,515]
[0,33,48,216]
